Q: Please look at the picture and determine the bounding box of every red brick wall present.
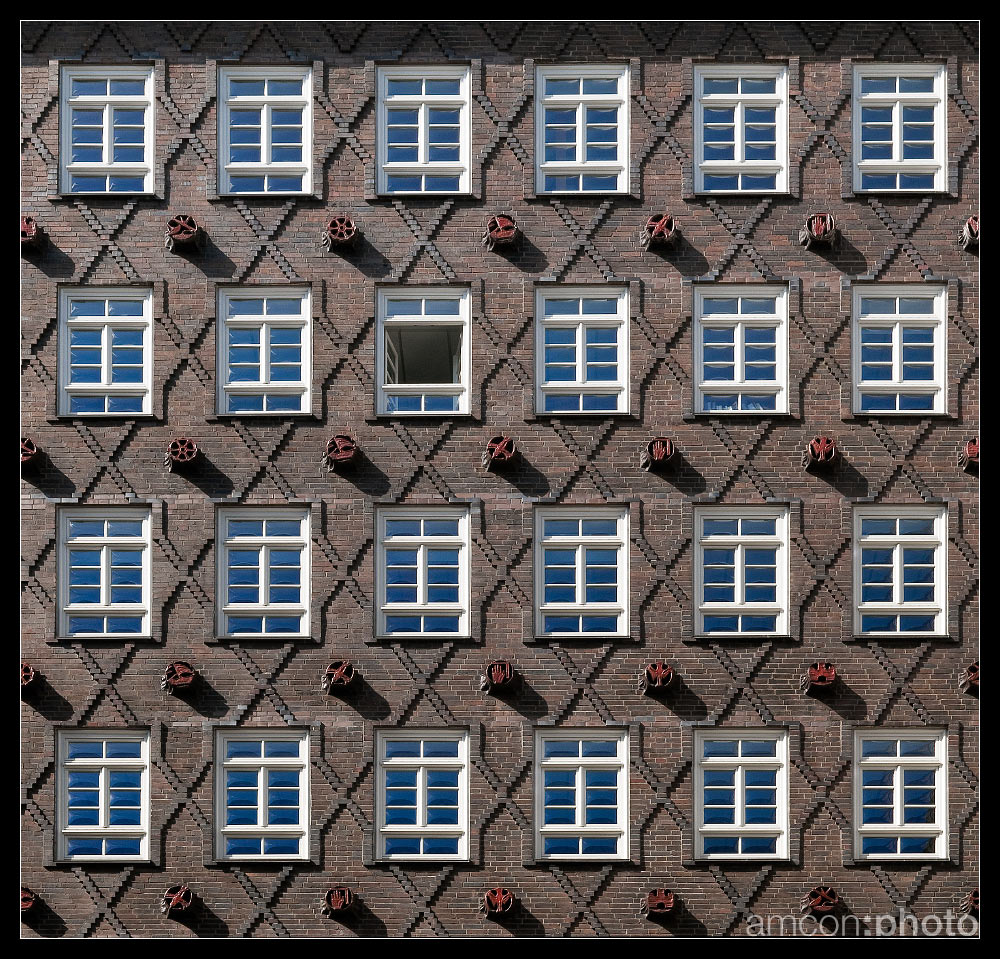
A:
[21,21,978,937]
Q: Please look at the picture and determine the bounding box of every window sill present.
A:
[850,633,951,642]
[695,190,789,197]
[52,634,153,644]
[694,634,791,642]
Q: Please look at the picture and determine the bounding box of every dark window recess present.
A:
[386,328,462,385]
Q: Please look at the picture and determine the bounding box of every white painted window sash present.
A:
[377,65,471,194]
[375,730,470,861]
[216,507,311,639]
[375,506,471,639]
[853,729,948,860]
[852,506,948,636]
[694,506,789,637]
[60,65,154,194]
[218,66,312,195]
[535,64,630,194]
[57,729,150,862]
[534,728,629,861]
[694,729,789,861]
[694,65,788,193]
[534,506,630,638]
[215,729,310,861]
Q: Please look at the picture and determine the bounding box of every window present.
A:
[535,64,629,194]
[377,66,470,194]
[853,64,946,192]
[535,286,629,414]
[853,729,947,859]
[58,287,153,416]
[535,507,629,637]
[375,730,469,860]
[60,66,154,194]
[215,729,310,860]
[376,287,470,415]
[218,287,312,414]
[694,507,789,636]
[218,66,312,194]
[852,285,946,414]
[58,508,151,638]
[694,285,788,413]
[57,729,149,861]
[694,729,788,859]
[376,507,470,638]
[694,65,788,193]
[216,508,310,638]
[853,506,947,636]
[535,728,629,860]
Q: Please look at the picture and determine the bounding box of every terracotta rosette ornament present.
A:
[642,888,675,918]
[482,435,519,472]
[801,661,837,693]
[321,660,358,693]
[322,215,359,250]
[640,437,675,472]
[960,214,979,251]
[321,886,357,917]
[482,213,519,252]
[639,213,678,250]
[479,660,518,694]
[480,886,516,918]
[800,885,840,915]
[164,214,203,252]
[161,884,196,917]
[165,437,199,472]
[798,212,838,250]
[322,434,360,472]
[161,661,198,694]
[802,435,838,470]
[638,661,675,696]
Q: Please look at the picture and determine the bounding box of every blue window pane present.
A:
[422,837,459,855]
[103,839,139,856]
[227,740,262,759]
[66,741,103,760]
[423,740,459,758]
[703,837,739,854]
[264,740,299,758]
[543,740,579,759]
[544,837,580,856]
[899,837,936,854]
[385,837,421,856]
[105,741,141,758]
[581,837,617,854]
[704,615,739,632]
[545,807,575,825]
[861,739,896,758]
[740,740,776,757]
[704,807,735,823]
[741,837,777,854]
[384,740,421,758]
[581,740,617,757]
[426,808,459,825]
[263,838,299,855]
[703,740,738,758]
[67,839,105,857]
[545,615,581,633]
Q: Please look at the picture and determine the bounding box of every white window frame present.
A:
[535,63,630,195]
[535,285,630,414]
[694,728,789,861]
[217,286,312,415]
[535,727,629,861]
[375,286,471,416]
[376,65,471,195]
[853,728,948,861]
[215,728,310,862]
[852,63,947,193]
[693,285,788,414]
[694,506,789,637]
[218,65,312,196]
[694,64,788,194]
[534,506,630,638]
[851,284,947,415]
[57,728,150,862]
[853,505,948,637]
[59,65,154,195]
[375,729,470,862]
[58,286,153,417]
[58,507,152,639]
[216,507,311,640]
[375,506,471,639]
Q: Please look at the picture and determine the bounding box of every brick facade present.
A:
[21,21,978,938]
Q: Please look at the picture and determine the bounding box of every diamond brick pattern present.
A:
[22,21,977,938]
